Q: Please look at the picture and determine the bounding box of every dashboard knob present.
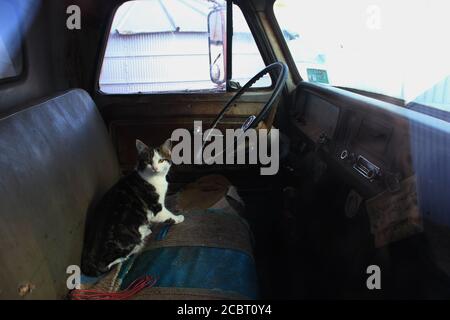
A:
[340,150,348,160]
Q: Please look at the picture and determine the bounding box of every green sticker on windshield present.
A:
[307,69,329,84]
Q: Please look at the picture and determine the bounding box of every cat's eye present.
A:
[158,159,165,164]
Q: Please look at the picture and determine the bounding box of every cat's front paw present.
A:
[174,214,184,224]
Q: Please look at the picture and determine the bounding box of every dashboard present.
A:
[287,82,450,288]
[290,83,414,198]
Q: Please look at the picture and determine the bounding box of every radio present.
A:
[339,149,381,181]
[353,155,381,181]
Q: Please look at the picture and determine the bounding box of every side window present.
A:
[99,0,269,94]
[0,1,24,81]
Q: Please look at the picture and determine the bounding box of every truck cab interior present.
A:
[1,0,450,300]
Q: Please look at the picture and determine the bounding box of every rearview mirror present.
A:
[208,5,226,85]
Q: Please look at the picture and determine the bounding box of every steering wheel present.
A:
[207,61,288,137]
[201,62,288,161]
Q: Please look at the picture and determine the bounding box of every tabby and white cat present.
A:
[81,139,184,277]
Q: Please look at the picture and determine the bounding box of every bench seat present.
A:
[0,89,257,300]
[85,208,258,300]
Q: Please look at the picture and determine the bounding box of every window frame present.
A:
[233,0,277,92]
[0,0,27,86]
[225,0,233,91]
[266,0,301,85]
[95,0,274,96]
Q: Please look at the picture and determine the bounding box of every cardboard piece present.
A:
[366,175,423,248]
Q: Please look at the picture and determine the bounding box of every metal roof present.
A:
[111,0,250,35]
[112,0,216,34]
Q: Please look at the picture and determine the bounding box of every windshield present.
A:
[274,0,450,112]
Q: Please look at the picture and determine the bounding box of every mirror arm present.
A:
[228,80,241,91]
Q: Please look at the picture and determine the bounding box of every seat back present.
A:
[0,89,120,299]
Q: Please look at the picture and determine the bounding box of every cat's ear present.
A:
[161,139,172,157]
[136,139,148,154]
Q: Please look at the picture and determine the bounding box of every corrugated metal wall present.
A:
[100,32,216,93]
[99,31,270,93]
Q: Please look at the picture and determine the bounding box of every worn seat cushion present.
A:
[122,208,258,300]
[79,182,258,300]
[83,208,258,300]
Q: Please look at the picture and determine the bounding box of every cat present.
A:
[81,139,184,277]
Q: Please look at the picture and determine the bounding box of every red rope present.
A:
[70,275,158,300]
